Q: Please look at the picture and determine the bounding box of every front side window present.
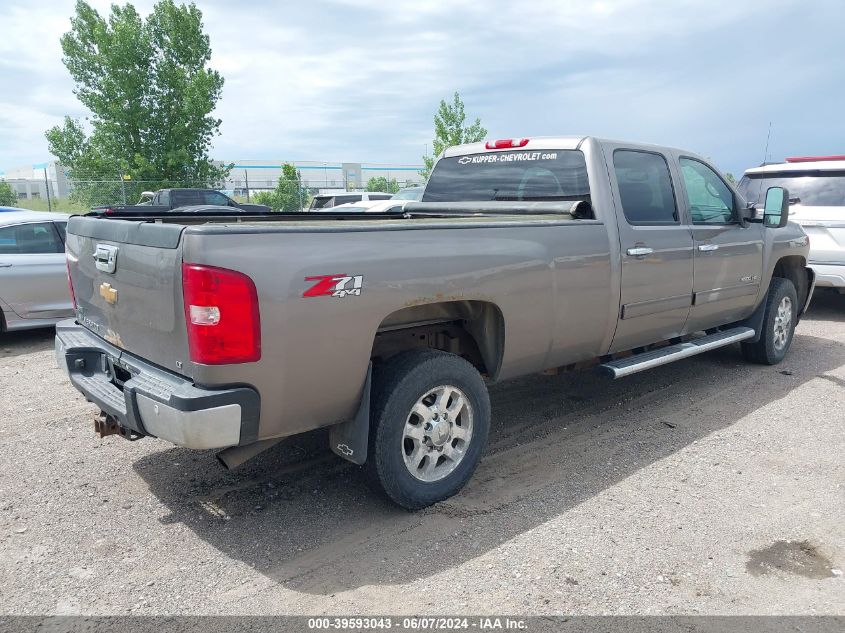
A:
[0,223,63,255]
[613,150,678,224]
[680,158,736,224]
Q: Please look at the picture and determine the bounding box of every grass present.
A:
[10,198,88,214]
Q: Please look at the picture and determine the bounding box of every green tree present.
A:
[45,0,230,206]
[420,92,487,181]
[253,164,309,211]
[725,172,737,186]
[0,182,16,207]
[366,176,400,193]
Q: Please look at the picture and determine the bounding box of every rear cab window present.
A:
[423,149,590,204]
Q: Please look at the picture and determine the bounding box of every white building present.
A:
[0,162,70,201]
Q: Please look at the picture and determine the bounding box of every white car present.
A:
[315,199,410,213]
[738,155,845,291]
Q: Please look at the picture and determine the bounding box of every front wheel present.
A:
[366,350,491,510]
[741,277,798,365]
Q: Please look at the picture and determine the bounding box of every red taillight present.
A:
[485,138,529,150]
[785,155,845,163]
[182,263,261,365]
[66,255,77,309]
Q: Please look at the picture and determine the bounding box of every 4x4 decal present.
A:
[303,274,364,298]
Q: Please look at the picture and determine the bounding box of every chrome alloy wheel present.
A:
[773,295,793,351]
[402,384,473,482]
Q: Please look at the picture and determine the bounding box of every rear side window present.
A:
[680,158,736,224]
[423,150,590,203]
[54,221,67,242]
[0,223,63,254]
[170,191,198,207]
[613,150,678,224]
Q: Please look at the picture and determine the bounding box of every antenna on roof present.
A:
[756,122,773,204]
[762,121,772,165]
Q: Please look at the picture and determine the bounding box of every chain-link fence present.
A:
[8,167,423,212]
[67,178,232,208]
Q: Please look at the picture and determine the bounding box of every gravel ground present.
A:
[0,291,843,616]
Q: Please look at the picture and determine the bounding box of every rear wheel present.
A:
[741,277,798,365]
[367,350,490,510]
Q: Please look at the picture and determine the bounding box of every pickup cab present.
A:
[95,188,271,215]
[57,136,815,509]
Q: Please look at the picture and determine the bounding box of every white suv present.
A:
[739,155,845,291]
[308,191,392,211]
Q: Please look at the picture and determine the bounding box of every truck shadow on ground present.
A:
[0,327,55,359]
[133,325,845,597]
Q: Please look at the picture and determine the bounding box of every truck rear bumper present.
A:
[810,262,845,288]
[55,320,260,449]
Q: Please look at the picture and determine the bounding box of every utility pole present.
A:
[43,168,52,212]
[120,173,127,205]
[244,169,250,202]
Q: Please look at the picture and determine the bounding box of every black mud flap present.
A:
[739,290,768,343]
[329,364,371,465]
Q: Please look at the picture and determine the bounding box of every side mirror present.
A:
[763,186,789,228]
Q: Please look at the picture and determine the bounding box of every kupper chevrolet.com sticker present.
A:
[456,152,559,165]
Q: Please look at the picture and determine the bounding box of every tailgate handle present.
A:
[94,244,119,273]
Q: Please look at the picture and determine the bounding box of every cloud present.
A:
[0,0,843,176]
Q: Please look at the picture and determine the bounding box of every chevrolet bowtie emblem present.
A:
[99,282,118,305]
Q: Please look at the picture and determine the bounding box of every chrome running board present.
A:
[600,327,755,379]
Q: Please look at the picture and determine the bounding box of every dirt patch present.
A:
[746,540,836,579]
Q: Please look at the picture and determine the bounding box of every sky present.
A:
[1,0,843,177]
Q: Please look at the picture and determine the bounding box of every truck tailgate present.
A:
[65,216,193,378]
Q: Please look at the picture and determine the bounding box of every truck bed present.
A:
[65,204,613,441]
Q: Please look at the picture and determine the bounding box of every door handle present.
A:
[626,247,654,257]
[698,244,719,252]
[0,263,12,268]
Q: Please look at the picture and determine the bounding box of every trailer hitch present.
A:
[94,412,144,441]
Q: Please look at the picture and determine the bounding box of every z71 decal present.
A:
[303,274,364,298]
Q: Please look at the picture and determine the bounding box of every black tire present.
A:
[366,350,491,510]
[741,277,798,365]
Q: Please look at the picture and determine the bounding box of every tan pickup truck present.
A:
[57,136,814,509]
